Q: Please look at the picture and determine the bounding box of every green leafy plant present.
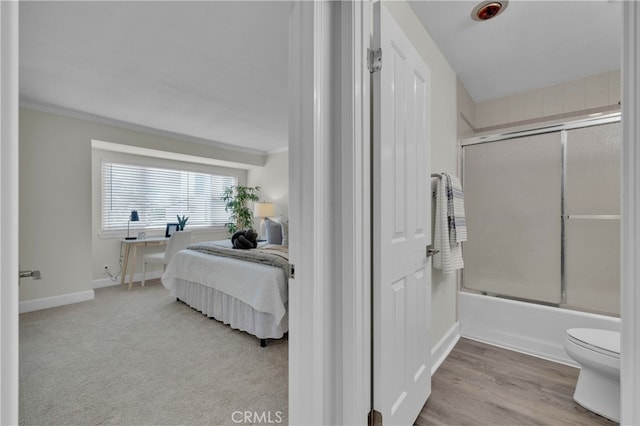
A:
[177,215,189,231]
[221,185,261,234]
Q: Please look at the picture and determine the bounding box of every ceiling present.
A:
[20,1,623,154]
[409,0,623,103]
[19,1,291,154]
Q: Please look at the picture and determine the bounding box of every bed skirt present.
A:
[171,278,288,340]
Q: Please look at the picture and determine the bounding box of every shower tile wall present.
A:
[466,70,620,132]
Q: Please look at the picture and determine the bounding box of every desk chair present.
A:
[141,230,192,286]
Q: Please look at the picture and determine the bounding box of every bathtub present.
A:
[459,292,621,366]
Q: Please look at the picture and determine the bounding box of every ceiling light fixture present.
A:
[471,0,508,21]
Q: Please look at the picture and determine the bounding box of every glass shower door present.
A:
[462,132,563,303]
[564,122,621,314]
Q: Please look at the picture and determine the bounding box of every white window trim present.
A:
[92,146,247,239]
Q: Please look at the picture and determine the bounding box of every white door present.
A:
[372,3,432,425]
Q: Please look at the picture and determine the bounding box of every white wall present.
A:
[247,150,289,218]
[19,107,263,304]
[384,1,459,349]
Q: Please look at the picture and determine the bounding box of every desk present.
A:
[120,237,168,291]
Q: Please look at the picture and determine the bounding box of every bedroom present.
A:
[16,1,293,424]
[4,1,640,425]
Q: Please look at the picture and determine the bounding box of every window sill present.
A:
[98,226,228,240]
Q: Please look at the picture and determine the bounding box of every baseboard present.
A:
[92,277,122,289]
[19,290,95,314]
[461,333,577,368]
[93,270,163,289]
[23,269,166,312]
[431,321,460,376]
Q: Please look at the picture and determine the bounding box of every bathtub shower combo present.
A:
[460,113,621,422]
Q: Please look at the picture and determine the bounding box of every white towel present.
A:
[433,173,464,274]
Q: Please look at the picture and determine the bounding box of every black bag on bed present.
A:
[231,228,258,249]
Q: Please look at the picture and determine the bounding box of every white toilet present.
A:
[564,328,620,423]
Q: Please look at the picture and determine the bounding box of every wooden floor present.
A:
[416,338,618,426]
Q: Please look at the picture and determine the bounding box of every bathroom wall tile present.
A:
[543,84,563,116]
[609,70,621,108]
[585,89,609,109]
[488,97,508,127]
[506,94,525,123]
[609,70,621,89]
[564,95,586,114]
[524,88,545,120]
[458,117,475,137]
[609,85,621,107]
[475,99,490,128]
[563,79,585,114]
[475,110,491,129]
[584,72,610,109]
[563,78,585,98]
[585,73,609,93]
[465,71,622,134]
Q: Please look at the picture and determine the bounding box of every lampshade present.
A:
[130,210,140,222]
[254,202,275,218]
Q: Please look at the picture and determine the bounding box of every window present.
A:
[102,161,237,233]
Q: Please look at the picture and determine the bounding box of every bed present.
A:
[161,239,289,346]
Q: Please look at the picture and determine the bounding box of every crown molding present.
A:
[19,97,272,158]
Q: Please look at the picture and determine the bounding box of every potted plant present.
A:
[222,185,261,234]
[177,215,189,230]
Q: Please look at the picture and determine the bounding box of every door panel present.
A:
[463,133,562,303]
[565,218,620,314]
[564,122,621,314]
[565,123,621,215]
[372,3,432,424]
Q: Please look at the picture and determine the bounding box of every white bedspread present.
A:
[161,244,288,324]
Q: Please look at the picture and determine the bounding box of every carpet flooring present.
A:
[19,279,288,426]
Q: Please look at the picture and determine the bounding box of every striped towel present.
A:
[433,173,465,274]
[446,174,467,244]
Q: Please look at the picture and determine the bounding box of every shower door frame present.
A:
[459,112,621,312]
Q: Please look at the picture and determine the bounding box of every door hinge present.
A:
[368,48,382,73]
[288,264,295,279]
[368,409,382,426]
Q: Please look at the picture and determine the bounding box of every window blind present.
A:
[102,161,237,232]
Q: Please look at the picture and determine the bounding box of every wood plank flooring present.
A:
[416,338,618,426]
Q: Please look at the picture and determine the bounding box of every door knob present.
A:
[426,244,439,257]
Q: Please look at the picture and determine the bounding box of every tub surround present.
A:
[459,292,620,366]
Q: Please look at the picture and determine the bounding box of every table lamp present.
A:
[126,210,139,240]
[254,202,275,238]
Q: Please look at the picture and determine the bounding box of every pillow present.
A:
[265,218,283,245]
[281,220,289,246]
